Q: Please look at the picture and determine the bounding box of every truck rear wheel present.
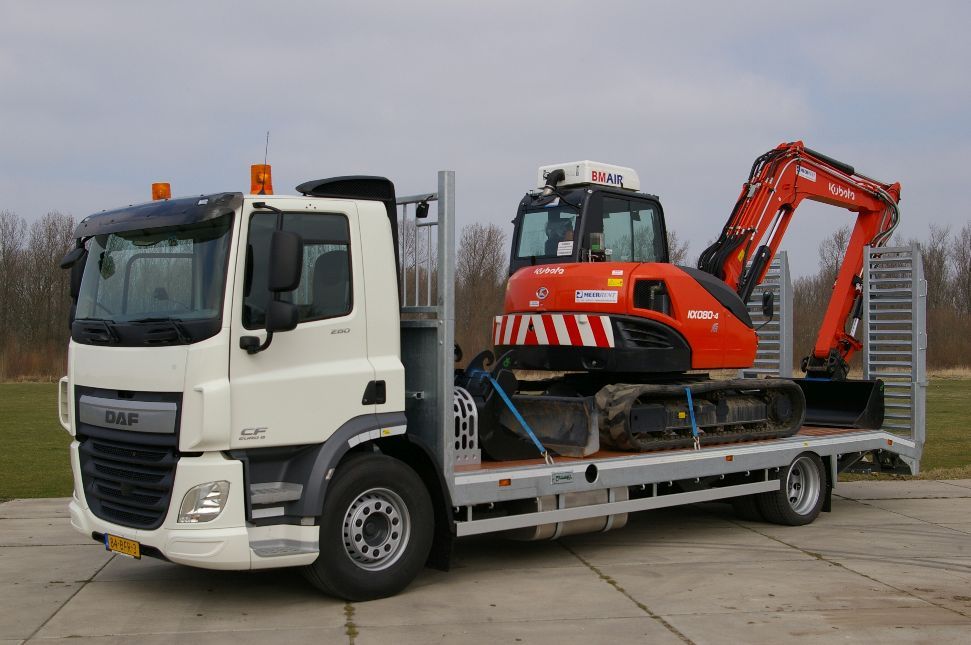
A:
[756,452,826,526]
[302,453,433,600]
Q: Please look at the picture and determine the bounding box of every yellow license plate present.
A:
[105,533,141,559]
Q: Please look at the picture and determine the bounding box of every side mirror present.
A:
[240,230,303,355]
[70,252,88,300]
[60,247,86,269]
[266,300,299,333]
[268,230,303,292]
[761,291,775,319]
[60,247,88,306]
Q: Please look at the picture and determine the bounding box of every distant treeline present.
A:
[0,210,74,380]
[0,208,967,380]
[793,223,971,371]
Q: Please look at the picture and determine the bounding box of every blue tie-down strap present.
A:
[486,374,554,465]
[684,387,701,450]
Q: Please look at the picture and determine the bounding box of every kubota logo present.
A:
[533,267,565,275]
[828,183,855,201]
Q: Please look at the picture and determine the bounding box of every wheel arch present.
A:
[371,435,454,571]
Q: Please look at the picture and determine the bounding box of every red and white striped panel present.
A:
[493,314,615,348]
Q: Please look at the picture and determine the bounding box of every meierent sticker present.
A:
[575,290,619,303]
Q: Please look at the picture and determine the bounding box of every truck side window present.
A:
[243,212,352,329]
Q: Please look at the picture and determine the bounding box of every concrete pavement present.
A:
[2,480,970,644]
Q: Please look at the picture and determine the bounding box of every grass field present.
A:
[1,379,969,500]
[0,383,74,500]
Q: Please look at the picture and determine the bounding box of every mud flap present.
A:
[794,378,885,429]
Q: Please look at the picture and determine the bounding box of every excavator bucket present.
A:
[793,378,885,429]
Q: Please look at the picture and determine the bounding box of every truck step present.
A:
[250,482,304,505]
[250,539,317,558]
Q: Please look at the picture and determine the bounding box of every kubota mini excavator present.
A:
[469,142,900,456]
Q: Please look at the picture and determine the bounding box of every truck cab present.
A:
[59,178,435,599]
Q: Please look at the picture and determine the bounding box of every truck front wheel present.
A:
[302,453,434,600]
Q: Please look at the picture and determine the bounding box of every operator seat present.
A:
[312,249,350,318]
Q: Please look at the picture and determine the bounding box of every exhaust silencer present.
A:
[793,378,885,429]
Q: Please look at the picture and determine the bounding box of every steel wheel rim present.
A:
[341,487,411,571]
[786,456,821,515]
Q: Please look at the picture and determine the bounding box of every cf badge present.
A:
[239,427,267,441]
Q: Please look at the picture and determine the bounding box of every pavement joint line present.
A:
[343,602,357,645]
[558,541,696,645]
[653,604,971,621]
[730,519,971,620]
[22,551,116,642]
[836,496,971,538]
[834,494,971,500]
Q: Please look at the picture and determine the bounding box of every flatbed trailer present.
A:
[451,427,920,536]
[399,171,926,543]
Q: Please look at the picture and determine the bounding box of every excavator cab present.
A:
[508,161,669,275]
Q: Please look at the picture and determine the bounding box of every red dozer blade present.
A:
[792,378,885,429]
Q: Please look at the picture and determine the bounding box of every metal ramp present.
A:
[740,251,793,378]
[863,244,928,472]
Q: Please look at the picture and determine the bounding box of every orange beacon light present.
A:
[151,182,171,201]
[251,164,273,195]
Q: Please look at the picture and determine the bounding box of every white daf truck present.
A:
[58,169,926,600]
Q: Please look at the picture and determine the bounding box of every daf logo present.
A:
[536,287,549,300]
[105,410,139,426]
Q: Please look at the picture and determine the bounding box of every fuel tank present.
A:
[496,262,758,372]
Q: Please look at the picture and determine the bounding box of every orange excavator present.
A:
[476,142,900,455]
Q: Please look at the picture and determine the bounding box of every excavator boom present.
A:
[698,141,901,378]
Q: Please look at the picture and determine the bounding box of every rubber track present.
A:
[596,378,806,452]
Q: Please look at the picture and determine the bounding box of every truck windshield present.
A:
[516,204,579,259]
[76,214,233,324]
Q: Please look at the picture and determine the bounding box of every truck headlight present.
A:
[178,481,230,523]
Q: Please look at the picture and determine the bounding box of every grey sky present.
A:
[2,1,968,276]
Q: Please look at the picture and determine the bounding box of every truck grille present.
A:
[78,425,178,530]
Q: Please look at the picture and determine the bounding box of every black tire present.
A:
[756,452,826,526]
[731,494,764,522]
[301,453,434,601]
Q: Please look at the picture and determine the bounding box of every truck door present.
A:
[228,199,374,448]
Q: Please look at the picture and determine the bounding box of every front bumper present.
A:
[68,442,318,570]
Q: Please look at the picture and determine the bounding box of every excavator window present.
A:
[515,206,579,259]
[597,197,663,263]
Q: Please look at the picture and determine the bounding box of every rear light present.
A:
[251,164,273,195]
[151,183,171,201]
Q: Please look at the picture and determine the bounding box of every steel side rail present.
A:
[455,479,779,537]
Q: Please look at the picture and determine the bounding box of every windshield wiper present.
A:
[74,318,120,344]
[129,317,193,344]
